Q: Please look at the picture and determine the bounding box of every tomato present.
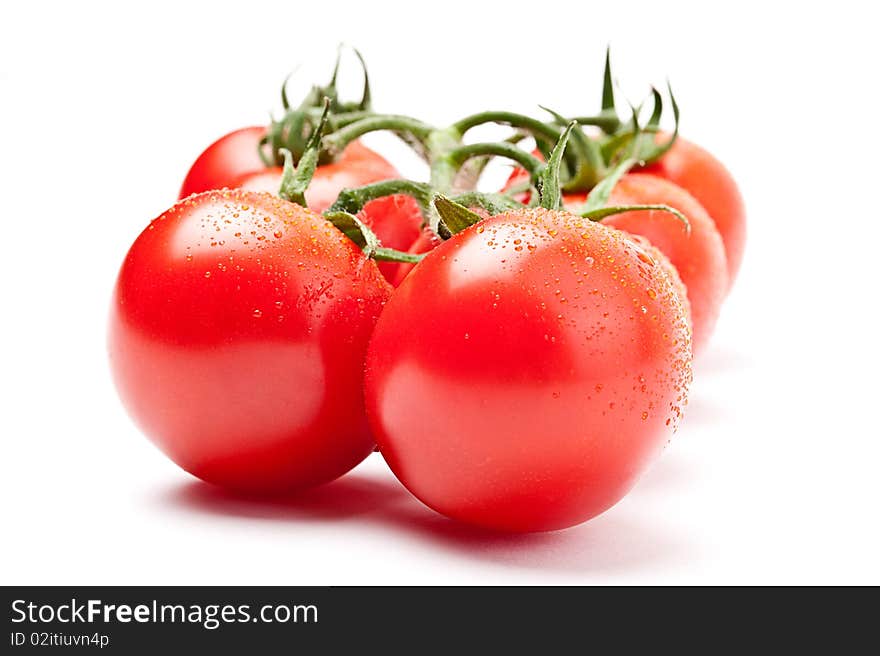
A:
[178,127,267,199]
[109,190,391,492]
[597,173,727,355]
[643,136,745,289]
[232,141,402,211]
[365,208,692,532]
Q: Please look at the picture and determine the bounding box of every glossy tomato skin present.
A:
[178,127,267,199]
[109,190,391,492]
[644,136,746,289]
[599,173,727,355]
[365,209,692,532]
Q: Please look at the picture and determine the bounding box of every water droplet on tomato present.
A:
[252,309,263,318]
[636,250,655,266]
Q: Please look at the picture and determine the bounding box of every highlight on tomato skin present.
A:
[108,189,391,493]
[364,208,693,533]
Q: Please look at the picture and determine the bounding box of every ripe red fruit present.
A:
[365,208,692,532]
[110,190,391,492]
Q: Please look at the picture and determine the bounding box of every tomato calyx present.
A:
[434,120,689,237]
[260,46,376,168]
[277,98,332,207]
[266,96,422,266]
[510,48,681,196]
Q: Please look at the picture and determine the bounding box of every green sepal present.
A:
[323,210,378,257]
[580,203,690,232]
[580,156,638,213]
[278,99,331,207]
[323,210,425,263]
[434,195,485,236]
[537,121,576,210]
[596,46,622,134]
[540,105,604,191]
[637,81,680,164]
[351,47,372,111]
[450,191,524,216]
[602,46,615,114]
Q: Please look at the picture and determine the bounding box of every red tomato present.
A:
[596,173,727,355]
[109,190,391,492]
[232,141,402,211]
[178,127,267,199]
[365,208,692,532]
[643,136,746,289]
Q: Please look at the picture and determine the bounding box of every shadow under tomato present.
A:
[158,461,698,576]
[374,493,696,576]
[162,471,411,522]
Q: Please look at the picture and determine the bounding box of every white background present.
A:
[2,1,878,585]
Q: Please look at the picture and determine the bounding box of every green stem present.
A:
[328,179,442,232]
[447,142,544,175]
[452,111,562,144]
[567,114,621,132]
[373,247,423,263]
[322,114,435,156]
[328,179,435,215]
[425,128,463,193]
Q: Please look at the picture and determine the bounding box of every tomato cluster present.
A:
[109,51,743,532]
